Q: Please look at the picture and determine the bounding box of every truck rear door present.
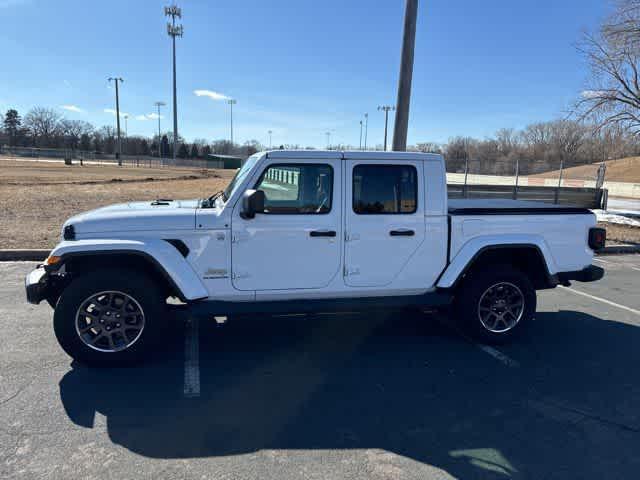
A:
[344,160,426,287]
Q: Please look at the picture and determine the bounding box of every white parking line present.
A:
[593,257,616,265]
[476,344,520,368]
[559,286,640,316]
[183,317,201,398]
[434,314,519,368]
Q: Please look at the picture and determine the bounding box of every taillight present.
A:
[589,227,606,251]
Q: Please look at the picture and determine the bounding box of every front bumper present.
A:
[25,266,49,304]
[557,265,605,285]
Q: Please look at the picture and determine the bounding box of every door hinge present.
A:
[344,266,360,276]
[345,232,360,242]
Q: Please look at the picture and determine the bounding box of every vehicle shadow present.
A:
[58,310,640,479]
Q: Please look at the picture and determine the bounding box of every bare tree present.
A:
[23,107,62,146]
[576,1,640,134]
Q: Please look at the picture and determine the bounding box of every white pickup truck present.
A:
[26,150,605,366]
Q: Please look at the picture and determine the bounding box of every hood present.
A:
[64,199,205,235]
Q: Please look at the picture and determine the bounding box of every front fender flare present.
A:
[48,239,209,301]
[436,235,558,289]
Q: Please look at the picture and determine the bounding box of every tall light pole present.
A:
[364,113,369,150]
[359,120,363,150]
[392,0,418,152]
[378,105,395,151]
[154,101,166,158]
[268,129,273,149]
[165,4,183,163]
[123,114,128,155]
[227,99,237,145]
[108,77,123,166]
[325,131,331,150]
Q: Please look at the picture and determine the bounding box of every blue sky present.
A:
[0,0,607,147]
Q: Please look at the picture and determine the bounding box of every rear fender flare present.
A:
[436,235,557,289]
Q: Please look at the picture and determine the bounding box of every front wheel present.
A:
[453,265,536,344]
[53,269,168,367]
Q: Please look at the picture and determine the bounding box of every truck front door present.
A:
[231,159,342,291]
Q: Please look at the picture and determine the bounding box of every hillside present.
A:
[534,157,640,182]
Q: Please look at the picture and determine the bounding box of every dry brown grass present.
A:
[598,222,640,245]
[0,159,234,249]
[534,156,640,183]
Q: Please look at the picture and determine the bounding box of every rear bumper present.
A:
[557,265,604,284]
[25,266,49,304]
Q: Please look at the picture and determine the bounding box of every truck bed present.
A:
[447,199,592,215]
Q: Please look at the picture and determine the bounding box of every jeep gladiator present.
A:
[25,150,605,366]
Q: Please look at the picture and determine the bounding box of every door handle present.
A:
[390,229,415,237]
[310,230,337,237]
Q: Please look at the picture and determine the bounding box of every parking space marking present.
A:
[476,344,520,368]
[594,257,618,266]
[433,314,519,368]
[559,286,640,316]
[183,317,201,398]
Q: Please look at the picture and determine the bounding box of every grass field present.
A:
[534,156,640,183]
[0,158,234,249]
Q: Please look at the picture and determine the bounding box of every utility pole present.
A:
[392,0,418,152]
[364,113,368,150]
[359,120,363,150]
[154,101,166,159]
[108,77,123,166]
[165,4,183,163]
[227,99,237,145]
[378,105,395,151]
[268,130,273,149]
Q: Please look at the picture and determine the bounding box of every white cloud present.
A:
[194,89,230,101]
[133,113,164,121]
[61,104,84,113]
[104,108,129,118]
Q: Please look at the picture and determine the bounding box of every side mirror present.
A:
[240,189,265,219]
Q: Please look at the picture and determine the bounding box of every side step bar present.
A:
[179,292,453,318]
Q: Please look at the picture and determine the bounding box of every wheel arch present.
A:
[437,241,558,291]
[47,240,208,302]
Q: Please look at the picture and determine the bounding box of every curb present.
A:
[0,250,50,261]
[598,245,640,255]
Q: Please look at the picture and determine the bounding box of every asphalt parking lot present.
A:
[1,256,640,479]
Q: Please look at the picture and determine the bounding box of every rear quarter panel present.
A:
[442,212,596,286]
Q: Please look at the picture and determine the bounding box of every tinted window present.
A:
[353,164,417,214]
[255,164,333,214]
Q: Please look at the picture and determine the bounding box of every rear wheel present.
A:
[54,269,168,367]
[454,265,536,344]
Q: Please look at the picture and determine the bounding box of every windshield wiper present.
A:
[203,190,224,208]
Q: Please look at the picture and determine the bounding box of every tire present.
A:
[53,268,168,367]
[453,265,536,344]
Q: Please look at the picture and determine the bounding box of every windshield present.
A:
[221,153,261,202]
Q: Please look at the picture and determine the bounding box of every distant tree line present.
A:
[411,120,640,175]
[0,107,264,160]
